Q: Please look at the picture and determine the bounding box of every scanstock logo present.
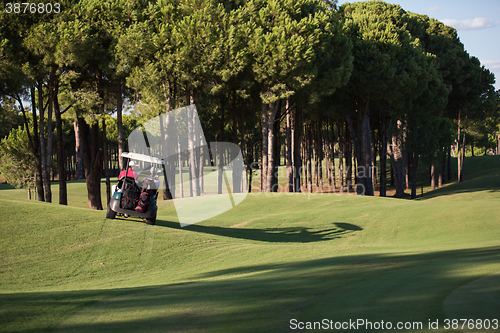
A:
[128,104,248,227]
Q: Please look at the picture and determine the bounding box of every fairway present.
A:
[1,156,499,333]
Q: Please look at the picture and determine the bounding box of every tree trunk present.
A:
[405,158,409,191]
[459,132,466,182]
[371,121,377,191]
[330,121,336,189]
[388,120,406,198]
[247,142,254,193]
[74,121,84,179]
[338,122,344,191]
[318,120,324,191]
[161,111,174,200]
[324,121,333,189]
[324,123,330,187]
[286,101,293,192]
[45,75,55,203]
[390,164,394,187]
[89,121,103,210]
[447,145,452,181]
[301,126,306,191]
[355,99,374,196]
[215,142,222,194]
[31,85,44,201]
[293,106,302,192]
[260,104,268,192]
[438,149,445,188]
[379,118,388,197]
[438,148,444,188]
[116,79,125,171]
[161,80,173,200]
[188,104,199,197]
[231,89,242,194]
[239,103,247,192]
[177,117,184,198]
[346,115,358,192]
[345,122,352,189]
[270,102,281,192]
[188,106,194,197]
[266,105,276,193]
[306,124,313,193]
[54,84,67,205]
[79,116,103,210]
[430,162,435,191]
[38,81,49,202]
[198,127,204,194]
[261,100,279,192]
[457,108,465,182]
[102,118,111,205]
[410,152,418,199]
[497,133,500,155]
[312,123,318,188]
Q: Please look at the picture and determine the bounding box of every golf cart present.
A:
[106,152,165,225]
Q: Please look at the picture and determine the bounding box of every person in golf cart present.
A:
[118,161,139,180]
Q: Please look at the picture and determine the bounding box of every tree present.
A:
[409,14,484,183]
[0,9,47,202]
[405,68,450,198]
[340,1,431,196]
[455,59,496,181]
[57,0,119,210]
[119,0,250,198]
[26,17,72,205]
[0,126,35,199]
[0,97,23,140]
[291,3,353,193]
[245,0,347,192]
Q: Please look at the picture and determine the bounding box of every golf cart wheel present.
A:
[106,205,116,219]
[144,216,156,225]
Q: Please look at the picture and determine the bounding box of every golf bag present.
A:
[135,189,152,212]
[120,177,141,210]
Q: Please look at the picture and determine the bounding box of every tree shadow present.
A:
[155,220,363,243]
[3,246,500,333]
[333,222,363,231]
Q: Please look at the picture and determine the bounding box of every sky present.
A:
[339,0,500,91]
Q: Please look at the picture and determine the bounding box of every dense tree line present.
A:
[0,0,498,209]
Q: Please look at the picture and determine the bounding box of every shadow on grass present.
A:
[155,220,363,243]
[419,175,500,200]
[2,246,500,333]
[419,156,500,200]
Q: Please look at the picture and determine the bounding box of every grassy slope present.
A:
[0,156,499,332]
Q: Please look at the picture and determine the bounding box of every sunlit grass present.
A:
[0,155,499,332]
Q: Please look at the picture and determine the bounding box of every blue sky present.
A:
[339,0,500,90]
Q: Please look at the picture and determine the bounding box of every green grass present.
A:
[1,156,499,332]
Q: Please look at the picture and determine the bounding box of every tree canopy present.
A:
[0,0,498,205]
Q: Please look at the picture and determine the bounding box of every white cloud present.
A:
[441,17,499,30]
[482,61,500,89]
[425,6,440,13]
[482,60,500,70]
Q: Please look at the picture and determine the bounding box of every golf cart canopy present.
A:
[121,152,165,165]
